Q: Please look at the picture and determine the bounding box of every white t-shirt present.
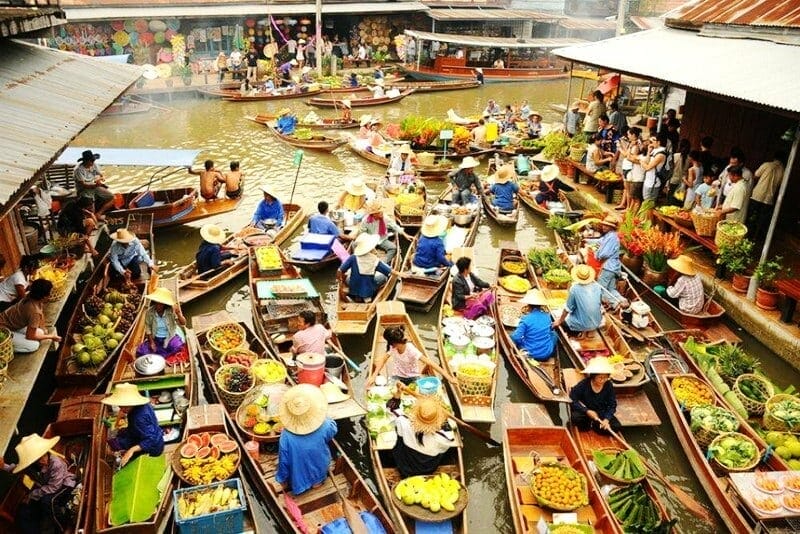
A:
[722,180,747,223]
[586,144,601,173]
[0,270,26,303]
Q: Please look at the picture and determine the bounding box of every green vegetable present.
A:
[109,454,168,526]
[708,434,758,468]
[711,343,759,382]
[690,405,740,434]
[769,398,800,427]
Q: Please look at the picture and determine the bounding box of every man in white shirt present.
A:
[716,148,753,210]
[749,151,786,240]
[717,166,747,223]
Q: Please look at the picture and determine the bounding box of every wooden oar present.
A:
[329,468,368,534]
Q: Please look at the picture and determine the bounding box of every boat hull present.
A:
[401,65,568,83]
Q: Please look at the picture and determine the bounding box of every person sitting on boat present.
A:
[104,383,164,467]
[358,200,410,263]
[570,356,621,434]
[340,99,352,123]
[291,310,331,356]
[239,77,253,97]
[250,186,285,232]
[448,156,483,206]
[0,279,60,354]
[483,99,501,117]
[300,65,313,84]
[368,326,455,387]
[0,255,38,312]
[0,433,77,534]
[56,194,100,257]
[196,223,236,274]
[347,72,359,88]
[223,160,243,199]
[412,215,451,272]
[552,265,602,338]
[366,118,385,150]
[534,164,566,206]
[263,77,275,92]
[389,393,455,478]
[109,228,157,282]
[187,159,226,201]
[486,164,519,213]
[136,287,186,358]
[592,216,629,311]
[474,67,484,85]
[387,144,415,184]
[374,65,384,80]
[275,108,298,135]
[451,256,494,320]
[369,78,386,99]
[512,289,557,361]
[277,58,297,86]
[276,384,337,495]
[493,58,505,69]
[664,255,704,315]
[336,178,371,213]
[338,233,402,303]
[308,201,349,241]
[356,114,372,139]
[502,104,516,131]
[73,150,115,220]
[527,111,543,139]
[471,119,488,147]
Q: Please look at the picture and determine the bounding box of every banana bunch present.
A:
[179,453,238,485]
[36,265,68,283]
[595,169,620,182]
[177,485,240,519]
[394,473,462,513]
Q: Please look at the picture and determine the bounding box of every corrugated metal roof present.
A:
[630,16,665,30]
[404,29,585,48]
[558,17,618,31]
[0,40,141,215]
[554,27,800,114]
[427,8,560,21]
[667,0,800,29]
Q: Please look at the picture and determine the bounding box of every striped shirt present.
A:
[666,275,704,314]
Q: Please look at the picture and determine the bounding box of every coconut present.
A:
[91,348,106,365]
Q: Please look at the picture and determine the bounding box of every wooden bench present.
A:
[652,211,718,255]
[775,279,800,323]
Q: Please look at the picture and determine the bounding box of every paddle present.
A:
[329,468,368,534]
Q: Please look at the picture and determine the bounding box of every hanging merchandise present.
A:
[245,19,256,28]
[135,19,148,33]
[164,29,176,41]
[192,28,207,43]
[208,27,222,42]
[139,31,154,45]
[154,31,166,44]
[124,19,135,32]
[111,20,125,31]
[149,20,167,32]
[221,25,228,36]
[232,25,245,50]
[128,31,139,45]
[166,19,181,31]
[112,30,130,47]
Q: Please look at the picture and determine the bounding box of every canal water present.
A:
[63,81,800,533]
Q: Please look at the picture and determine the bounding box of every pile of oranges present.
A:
[530,464,589,511]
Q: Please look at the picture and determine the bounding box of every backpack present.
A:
[653,148,670,186]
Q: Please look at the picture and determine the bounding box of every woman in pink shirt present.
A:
[291,310,331,356]
[366,326,455,387]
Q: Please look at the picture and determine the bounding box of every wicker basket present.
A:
[206,323,247,359]
[594,447,647,484]
[671,375,714,408]
[457,373,492,404]
[690,210,720,237]
[708,432,760,472]
[715,221,748,249]
[764,394,800,432]
[690,405,740,449]
[220,348,258,368]
[530,462,589,511]
[0,328,13,364]
[215,364,255,410]
[673,213,694,230]
[733,374,775,416]
[44,281,68,302]
[0,359,8,392]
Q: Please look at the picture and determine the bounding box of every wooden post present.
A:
[565,61,574,110]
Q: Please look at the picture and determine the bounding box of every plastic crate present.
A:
[173,478,246,534]
[300,233,336,251]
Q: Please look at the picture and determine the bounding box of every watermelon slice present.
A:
[187,434,203,448]
[209,445,220,460]
[196,446,211,459]
[210,433,229,446]
[179,443,198,459]
[218,441,238,454]
[199,432,211,448]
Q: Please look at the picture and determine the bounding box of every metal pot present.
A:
[453,213,473,226]
[433,203,452,216]
[134,354,166,376]
[262,218,277,229]
[472,337,494,354]
[449,334,470,351]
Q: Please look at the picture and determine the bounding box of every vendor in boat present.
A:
[250,185,285,232]
[483,99,501,117]
[448,156,484,206]
[136,287,186,358]
[336,178,372,213]
[452,256,494,320]
[474,67,484,85]
[347,72,359,88]
[291,310,331,356]
[389,394,455,478]
[0,255,38,312]
[276,384,337,495]
[511,289,557,361]
[196,224,235,273]
[187,159,226,201]
[552,265,602,338]
[109,228,157,282]
[486,164,519,213]
[300,65,314,84]
[73,150,115,220]
[308,201,352,240]
[664,255,704,315]
[277,58,297,86]
[471,119,488,147]
[0,279,61,353]
[0,433,77,534]
[527,111,543,138]
[339,99,352,123]
[276,108,298,135]
[56,194,100,256]
[369,78,385,98]
[387,144,415,183]
[534,164,567,206]
[104,383,164,467]
[412,215,451,273]
[368,326,456,388]
[366,117,385,150]
[569,356,621,434]
[358,200,411,263]
[338,233,402,302]
[592,216,628,311]
[357,114,372,138]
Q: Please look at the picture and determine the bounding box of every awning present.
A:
[0,41,141,216]
[404,30,586,49]
[55,148,201,167]
[426,9,561,22]
[555,27,800,114]
[63,2,428,21]
[558,17,618,31]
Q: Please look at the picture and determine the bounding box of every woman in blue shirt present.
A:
[250,186,285,230]
[412,215,451,271]
[195,223,235,274]
[338,233,401,302]
[104,383,165,467]
[487,165,519,212]
[136,287,186,358]
[511,289,557,361]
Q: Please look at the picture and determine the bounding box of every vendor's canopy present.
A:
[404,29,586,49]
[55,148,201,167]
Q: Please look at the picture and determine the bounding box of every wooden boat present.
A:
[518,187,575,219]
[494,242,570,403]
[109,186,243,228]
[50,214,155,404]
[101,101,152,116]
[368,301,467,533]
[307,88,416,108]
[347,139,454,180]
[222,88,323,101]
[248,113,359,130]
[176,204,305,305]
[0,395,104,533]
[481,189,519,227]
[263,120,347,151]
[285,236,350,272]
[319,84,371,94]
[502,404,622,534]
[92,277,198,533]
[395,186,480,312]
[189,311,386,533]
[391,185,427,233]
[388,79,481,93]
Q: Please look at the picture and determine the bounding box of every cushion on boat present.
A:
[130,191,155,208]
[321,512,388,534]
[415,520,453,534]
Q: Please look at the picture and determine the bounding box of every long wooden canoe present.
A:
[368,301,467,533]
[176,204,304,305]
[307,88,416,108]
[222,88,323,101]
[101,101,153,116]
[248,113,359,130]
[388,79,481,93]
[518,187,575,219]
[494,242,571,403]
[263,121,348,151]
[391,186,427,233]
[285,237,350,272]
[109,186,243,228]
[346,139,454,180]
[481,189,519,227]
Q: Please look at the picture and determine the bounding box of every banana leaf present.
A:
[109,454,167,526]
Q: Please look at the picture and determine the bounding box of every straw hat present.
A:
[540,165,560,183]
[259,184,277,198]
[353,233,380,256]
[597,215,619,229]
[571,264,596,285]
[492,164,516,184]
[345,178,368,196]
[278,384,328,435]
[570,100,581,110]
[398,144,414,156]
[667,255,697,276]
[278,107,292,116]
[301,66,311,74]
[320,382,349,404]
[110,228,135,244]
[200,223,227,245]
[530,111,542,119]
[12,434,60,473]
[102,382,149,407]
[458,156,480,169]
[520,289,547,306]
[359,114,372,127]
[290,59,298,66]
[374,78,385,87]
[582,356,614,375]
[298,39,306,44]
[145,287,175,307]
[364,199,384,215]
[407,397,449,434]
[421,214,448,238]
[341,99,352,109]
[369,117,382,126]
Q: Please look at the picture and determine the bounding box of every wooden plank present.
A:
[501,403,553,429]
[562,369,660,427]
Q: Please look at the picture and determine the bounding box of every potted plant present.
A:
[636,99,662,130]
[174,64,193,86]
[541,131,572,176]
[640,228,684,287]
[716,238,754,292]
[753,256,787,310]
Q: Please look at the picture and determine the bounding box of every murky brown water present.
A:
[72,82,800,533]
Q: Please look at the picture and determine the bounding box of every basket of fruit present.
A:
[764,394,800,432]
[501,258,527,276]
[34,264,69,302]
[673,210,694,230]
[671,375,714,408]
[592,448,647,484]
[255,245,283,275]
[708,432,760,472]
[215,364,254,410]
[690,209,720,237]
[0,327,12,364]
[221,348,258,368]
[207,322,246,359]
[543,269,572,290]
[456,362,494,403]
[392,473,467,521]
[173,478,246,531]
[235,384,289,442]
[734,374,774,416]
[173,431,240,485]
[690,405,740,449]
[715,220,748,249]
[250,359,287,384]
[499,275,532,294]
[529,462,589,511]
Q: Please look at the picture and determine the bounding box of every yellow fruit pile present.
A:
[458,363,492,378]
[399,205,424,216]
[671,376,713,408]
[179,453,238,485]
[595,169,620,182]
[394,473,462,513]
[251,360,287,384]
[531,464,588,511]
[255,245,282,271]
[35,265,68,294]
[396,193,425,208]
[177,484,240,519]
[499,275,531,294]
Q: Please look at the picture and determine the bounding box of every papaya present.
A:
[196,446,211,459]
[179,443,198,459]
[187,434,203,448]
[210,433,229,446]
[199,432,211,448]
[210,445,220,460]
[218,441,238,454]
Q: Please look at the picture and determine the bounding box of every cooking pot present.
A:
[433,203,452,216]
[453,213,473,226]
[449,334,470,351]
[470,323,494,338]
[472,337,494,354]
[262,218,277,229]
[134,354,166,376]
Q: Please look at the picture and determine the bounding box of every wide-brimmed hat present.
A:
[102,382,150,407]
[421,214,448,238]
[520,289,547,306]
[341,99,352,109]
[298,39,306,44]
[408,397,449,434]
[364,199,384,215]
[667,255,697,276]
[398,144,414,156]
[369,117,382,126]
[279,384,328,435]
[260,184,277,198]
[110,228,135,244]
[320,382,349,404]
[77,150,100,162]
[301,66,311,74]
[530,111,542,119]
[278,107,292,116]
[200,223,227,245]
[492,164,516,184]
[374,78,385,87]
[570,100,581,110]
[597,215,619,229]
[145,287,175,307]
[345,179,367,196]
[359,114,372,127]
[290,59,298,66]
[353,232,380,256]
[13,433,60,473]
[571,264,596,285]
[459,156,480,169]
[582,356,614,375]
[540,165,560,182]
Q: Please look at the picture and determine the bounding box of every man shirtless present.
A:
[187,160,225,201]
[223,161,243,199]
